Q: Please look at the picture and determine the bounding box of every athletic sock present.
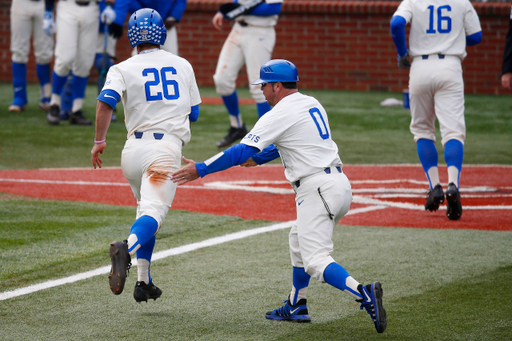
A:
[323,262,362,299]
[36,63,51,100]
[136,235,156,284]
[222,91,242,128]
[11,62,27,106]
[417,139,440,189]
[60,75,73,113]
[444,139,464,188]
[289,267,310,305]
[127,215,158,255]
[71,74,89,112]
[256,101,271,118]
[51,71,69,101]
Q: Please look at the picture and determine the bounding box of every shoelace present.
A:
[358,294,376,322]
[275,300,292,316]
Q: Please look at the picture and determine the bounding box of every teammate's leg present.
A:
[33,2,53,111]
[416,138,441,188]
[35,64,52,111]
[10,62,27,111]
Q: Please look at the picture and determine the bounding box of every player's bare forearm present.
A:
[240,158,258,167]
[91,101,113,169]
[171,156,200,185]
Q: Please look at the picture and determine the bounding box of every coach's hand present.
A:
[212,12,224,31]
[91,142,106,169]
[171,156,200,185]
[398,53,411,69]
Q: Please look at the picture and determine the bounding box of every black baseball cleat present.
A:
[108,240,131,295]
[425,184,444,211]
[46,104,61,125]
[446,182,462,220]
[69,110,92,125]
[357,282,387,333]
[216,124,248,148]
[265,296,311,322]
[133,281,162,303]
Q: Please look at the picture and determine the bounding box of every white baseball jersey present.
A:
[241,92,342,183]
[394,0,481,60]
[102,49,201,144]
[10,0,53,65]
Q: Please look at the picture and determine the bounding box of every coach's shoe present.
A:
[216,124,248,148]
[108,240,132,295]
[46,104,61,125]
[8,104,25,112]
[265,296,311,322]
[69,110,92,126]
[357,282,387,333]
[446,182,462,220]
[425,183,444,211]
[39,98,51,111]
[133,281,162,303]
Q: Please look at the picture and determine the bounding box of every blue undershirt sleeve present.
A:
[97,89,120,110]
[195,144,260,177]
[390,15,408,57]
[189,105,199,122]
[466,31,482,47]
[251,144,279,165]
[248,3,282,16]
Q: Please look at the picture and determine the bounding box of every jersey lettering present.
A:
[309,107,329,139]
[245,133,260,143]
[142,67,180,102]
[426,5,452,34]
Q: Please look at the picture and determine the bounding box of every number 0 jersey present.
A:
[241,92,342,183]
[102,49,201,144]
[393,0,481,60]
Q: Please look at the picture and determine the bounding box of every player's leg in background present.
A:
[162,25,178,55]
[58,74,73,120]
[243,25,276,118]
[33,1,54,112]
[95,27,118,121]
[213,26,247,148]
[48,1,80,125]
[9,0,31,112]
[67,3,100,126]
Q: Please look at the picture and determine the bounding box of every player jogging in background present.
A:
[390,0,482,220]
[91,8,201,303]
[9,0,53,112]
[212,0,283,148]
[171,59,387,333]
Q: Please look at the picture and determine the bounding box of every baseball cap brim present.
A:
[251,78,266,85]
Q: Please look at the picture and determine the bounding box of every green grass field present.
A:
[0,83,511,340]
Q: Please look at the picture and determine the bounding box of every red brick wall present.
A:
[0,1,509,95]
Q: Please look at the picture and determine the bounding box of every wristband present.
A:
[94,139,106,144]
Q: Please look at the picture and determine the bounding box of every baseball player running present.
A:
[212,0,283,148]
[45,0,116,126]
[501,4,512,89]
[91,8,201,302]
[390,0,482,220]
[9,0,53,112]
[171,60,387,333]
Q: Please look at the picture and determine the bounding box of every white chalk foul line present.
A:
[0,221,295,301]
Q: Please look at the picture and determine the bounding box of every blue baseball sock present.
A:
[128,215,158,254]
[136,235,156,284]
[52,71,69,98]
[444,139,464,187]
[256,101,271,118]
[36,64,51,93]
[416,139,439,189]
[323,262,361,299]
[61,75,73,114]
[71,74,89,104]
[222,91,242,127]
[11,62,27,106]
[290,267,310,305]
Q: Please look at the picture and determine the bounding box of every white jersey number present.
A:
[143,67,180,101]
[309,107,329,140]
[426,5,452,34]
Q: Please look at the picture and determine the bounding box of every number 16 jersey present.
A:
[393,0,481,60]
[103,48,201,144]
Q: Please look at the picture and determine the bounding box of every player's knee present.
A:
[11,52,29,64]
[249,85,265,103]
[213,74,235,96]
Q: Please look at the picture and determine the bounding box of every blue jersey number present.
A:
[427,5,452,34]
[143,67,180,101]
[309,107,329,140]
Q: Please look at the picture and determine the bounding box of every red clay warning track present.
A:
[1,165,511,231]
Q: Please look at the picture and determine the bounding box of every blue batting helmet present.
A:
[127,8,167,48]
[251,59,299,85]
